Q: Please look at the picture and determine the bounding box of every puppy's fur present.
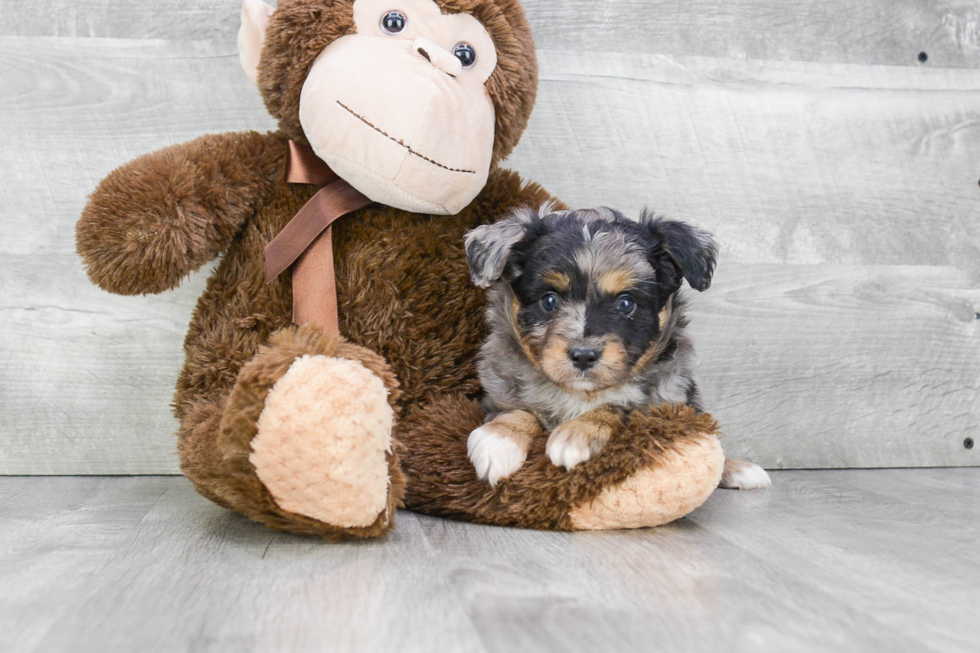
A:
[465,205,771,489]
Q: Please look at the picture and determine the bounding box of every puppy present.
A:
[464,205,771,490]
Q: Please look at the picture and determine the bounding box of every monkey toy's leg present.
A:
[398,396,725,531]
[177,325,405,539]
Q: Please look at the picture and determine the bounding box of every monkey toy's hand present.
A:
[76,132,283,295]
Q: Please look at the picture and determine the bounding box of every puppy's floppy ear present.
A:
[465,207,539,288]
[641,211,718,292]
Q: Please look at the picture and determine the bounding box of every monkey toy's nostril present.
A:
[569,348,600,371]
[412,37,462,77]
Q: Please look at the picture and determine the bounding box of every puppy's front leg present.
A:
[468,410,543,486]
[547,406,626,470]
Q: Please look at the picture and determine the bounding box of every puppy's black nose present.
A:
[569,348,601,371]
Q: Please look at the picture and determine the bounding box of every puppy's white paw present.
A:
[546,425,594,470]
[467,426,527,486]
[719,459,772,490]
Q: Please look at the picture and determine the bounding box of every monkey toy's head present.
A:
[238,0,537,215]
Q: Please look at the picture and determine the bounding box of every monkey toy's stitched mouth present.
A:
[336,101,476,174]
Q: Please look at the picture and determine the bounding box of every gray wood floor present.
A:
[2,471,977,653]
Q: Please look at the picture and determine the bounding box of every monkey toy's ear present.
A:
[464,208,542,288]
[238,0,275,84]
[640,211,718,292]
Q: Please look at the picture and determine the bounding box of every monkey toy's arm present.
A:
[76,131,285,295]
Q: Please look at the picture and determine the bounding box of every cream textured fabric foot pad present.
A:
[568,434,725,530]
[250,354,393,528]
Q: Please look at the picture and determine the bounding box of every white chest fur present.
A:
[524,379,648,429]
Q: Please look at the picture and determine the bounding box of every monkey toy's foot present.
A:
[202,326,404,539]
[251,357,394,529]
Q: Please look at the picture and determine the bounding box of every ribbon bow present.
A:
[264,141,374,333]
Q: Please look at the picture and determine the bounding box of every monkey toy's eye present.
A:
[380,10,407,35]
[540,292,560,312]
[452,42,477,68]
[615,295,636,316]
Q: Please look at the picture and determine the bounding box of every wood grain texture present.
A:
[2,472,978,652]
[4,0,979,69]
[1,1,979,473]
[0,36,275,474]
[689,265,980,467]
[0,0,244,40]
[507,50,980,268]
[525,0,980,69]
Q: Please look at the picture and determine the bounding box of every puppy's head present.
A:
[466,206,716,393]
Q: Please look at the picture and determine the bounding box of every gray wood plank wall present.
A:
[1,1,978,474]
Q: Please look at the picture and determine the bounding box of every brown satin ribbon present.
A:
[264,141,374,333]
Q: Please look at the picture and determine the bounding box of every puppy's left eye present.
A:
[615,295,636,315]
[540,292,560,312]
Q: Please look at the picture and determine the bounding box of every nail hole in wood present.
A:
[965,438,975,450]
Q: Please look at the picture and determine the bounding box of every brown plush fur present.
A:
[162,132,555,535]
[399,399,719,530]
[77,132,285,295]
[76,0,722,538]
[164,133,557,423]
[258,0,536,165]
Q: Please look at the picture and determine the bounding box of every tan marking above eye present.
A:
[596,268,638,295]
[541,270,572,293]
[658,305,670,330]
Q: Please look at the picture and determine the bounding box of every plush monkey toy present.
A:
[76,0,725,539]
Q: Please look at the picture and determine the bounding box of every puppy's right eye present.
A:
[615,294,636,316]
[380,10,407,35]
[540,292,560,312]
